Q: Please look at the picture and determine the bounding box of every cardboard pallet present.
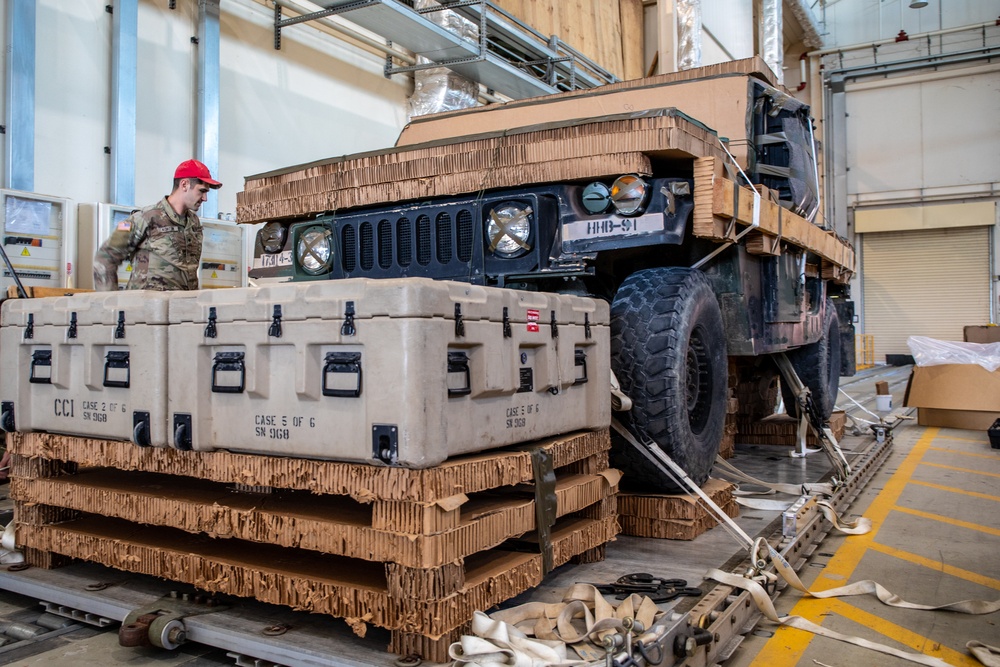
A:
[9,429,619,662]
[735,410,847,447]
[618,478,738,541]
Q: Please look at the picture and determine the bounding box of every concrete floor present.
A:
[0,364,997,666]
[729,385,1000,666]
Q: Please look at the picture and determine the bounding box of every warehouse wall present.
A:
[2,0,411,217]
[814,9,1000,352]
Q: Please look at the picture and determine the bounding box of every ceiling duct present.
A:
[407,0,480,119]
[762,0,783,85]
[677,0,703,71]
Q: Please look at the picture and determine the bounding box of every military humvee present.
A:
[244,58,855,491]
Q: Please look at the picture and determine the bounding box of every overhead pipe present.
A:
[807,19,1000,57]
[796,52,807,91]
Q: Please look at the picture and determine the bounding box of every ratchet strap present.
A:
[449,584,662,666]
[708,547,1000,667]
[713,455,836,497]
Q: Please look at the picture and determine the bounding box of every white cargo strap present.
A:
[610,420,1000,665]
[708,546,1000,667]
[713,455,836,497]
[449,584,663,666]
[707,568,957,667]
[609,370,632,412]
[968,641,1000,667]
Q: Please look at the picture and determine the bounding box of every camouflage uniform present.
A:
[93,197,203,291]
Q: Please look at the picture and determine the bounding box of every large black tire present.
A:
[781,298,842,422]
[610,268,728,492]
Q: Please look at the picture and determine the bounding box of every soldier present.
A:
[93,159,223,291]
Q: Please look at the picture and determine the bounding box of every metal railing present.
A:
[855,333,875,371]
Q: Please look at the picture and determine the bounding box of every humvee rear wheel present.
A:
[610,268,728,492]
[781,298,841,423]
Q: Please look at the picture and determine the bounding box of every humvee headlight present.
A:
[296,227,333,275]
[581,182,612,214]
[610,175,649,216]
[486,202,533,258]
[260,222,287,254]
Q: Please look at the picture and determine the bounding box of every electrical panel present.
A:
[1,189,77,294]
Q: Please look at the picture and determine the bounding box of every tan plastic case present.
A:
[0,292,170,445]
[166,278,610,467]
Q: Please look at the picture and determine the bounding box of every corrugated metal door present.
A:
[862,226,991,360]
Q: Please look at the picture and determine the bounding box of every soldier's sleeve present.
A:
[93,211,146,291]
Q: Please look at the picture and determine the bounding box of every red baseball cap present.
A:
[174,159,222,188]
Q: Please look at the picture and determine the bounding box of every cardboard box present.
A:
[396,56,778,153]
[396,75,757,167]
[735,410,847,446]
[905,365,1000,431]
[964,325,1000,344]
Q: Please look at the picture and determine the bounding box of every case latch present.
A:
[341,301,356,337]
[454,303,465,337]
[205,307,218,339]
[114,311,126,339]
[268,305,283,338]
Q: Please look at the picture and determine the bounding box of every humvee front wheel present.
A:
[610,268,728,492]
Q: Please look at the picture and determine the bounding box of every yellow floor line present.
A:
[920,461,1000,479]
[748,428,940,666]
[928,446,999,461]
[892,505,1000,537]
[931,436,990,445]
[821,598,983,667]
[867,541,1000,590]
[909,480,1000,502]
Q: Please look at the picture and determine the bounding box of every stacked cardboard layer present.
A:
[618,478,738,541]
[735,410,847,447]
[9,429,619,663]
[236,111,726,224]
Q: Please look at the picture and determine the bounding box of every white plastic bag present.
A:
[906,336,1000,372]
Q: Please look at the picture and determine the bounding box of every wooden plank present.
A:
[619,0,645,80]
[707,177,855,275]
[692,157,726,239]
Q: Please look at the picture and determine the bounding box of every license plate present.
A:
[562,212,663,241]
[254,251,293,269]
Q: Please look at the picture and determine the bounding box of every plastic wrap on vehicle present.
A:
[761,0,783,85]
[749,82,820,221]
[907,336,1000,373]
[407,0,480,119]
[677,0,702,71]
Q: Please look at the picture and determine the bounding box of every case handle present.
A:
[447,351,472,397]
[103,351,130,388]
[211,351,246,394]
[323,352,362,398]
[29,349,52,384]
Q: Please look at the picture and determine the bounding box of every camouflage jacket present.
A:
[93,198,203,291]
